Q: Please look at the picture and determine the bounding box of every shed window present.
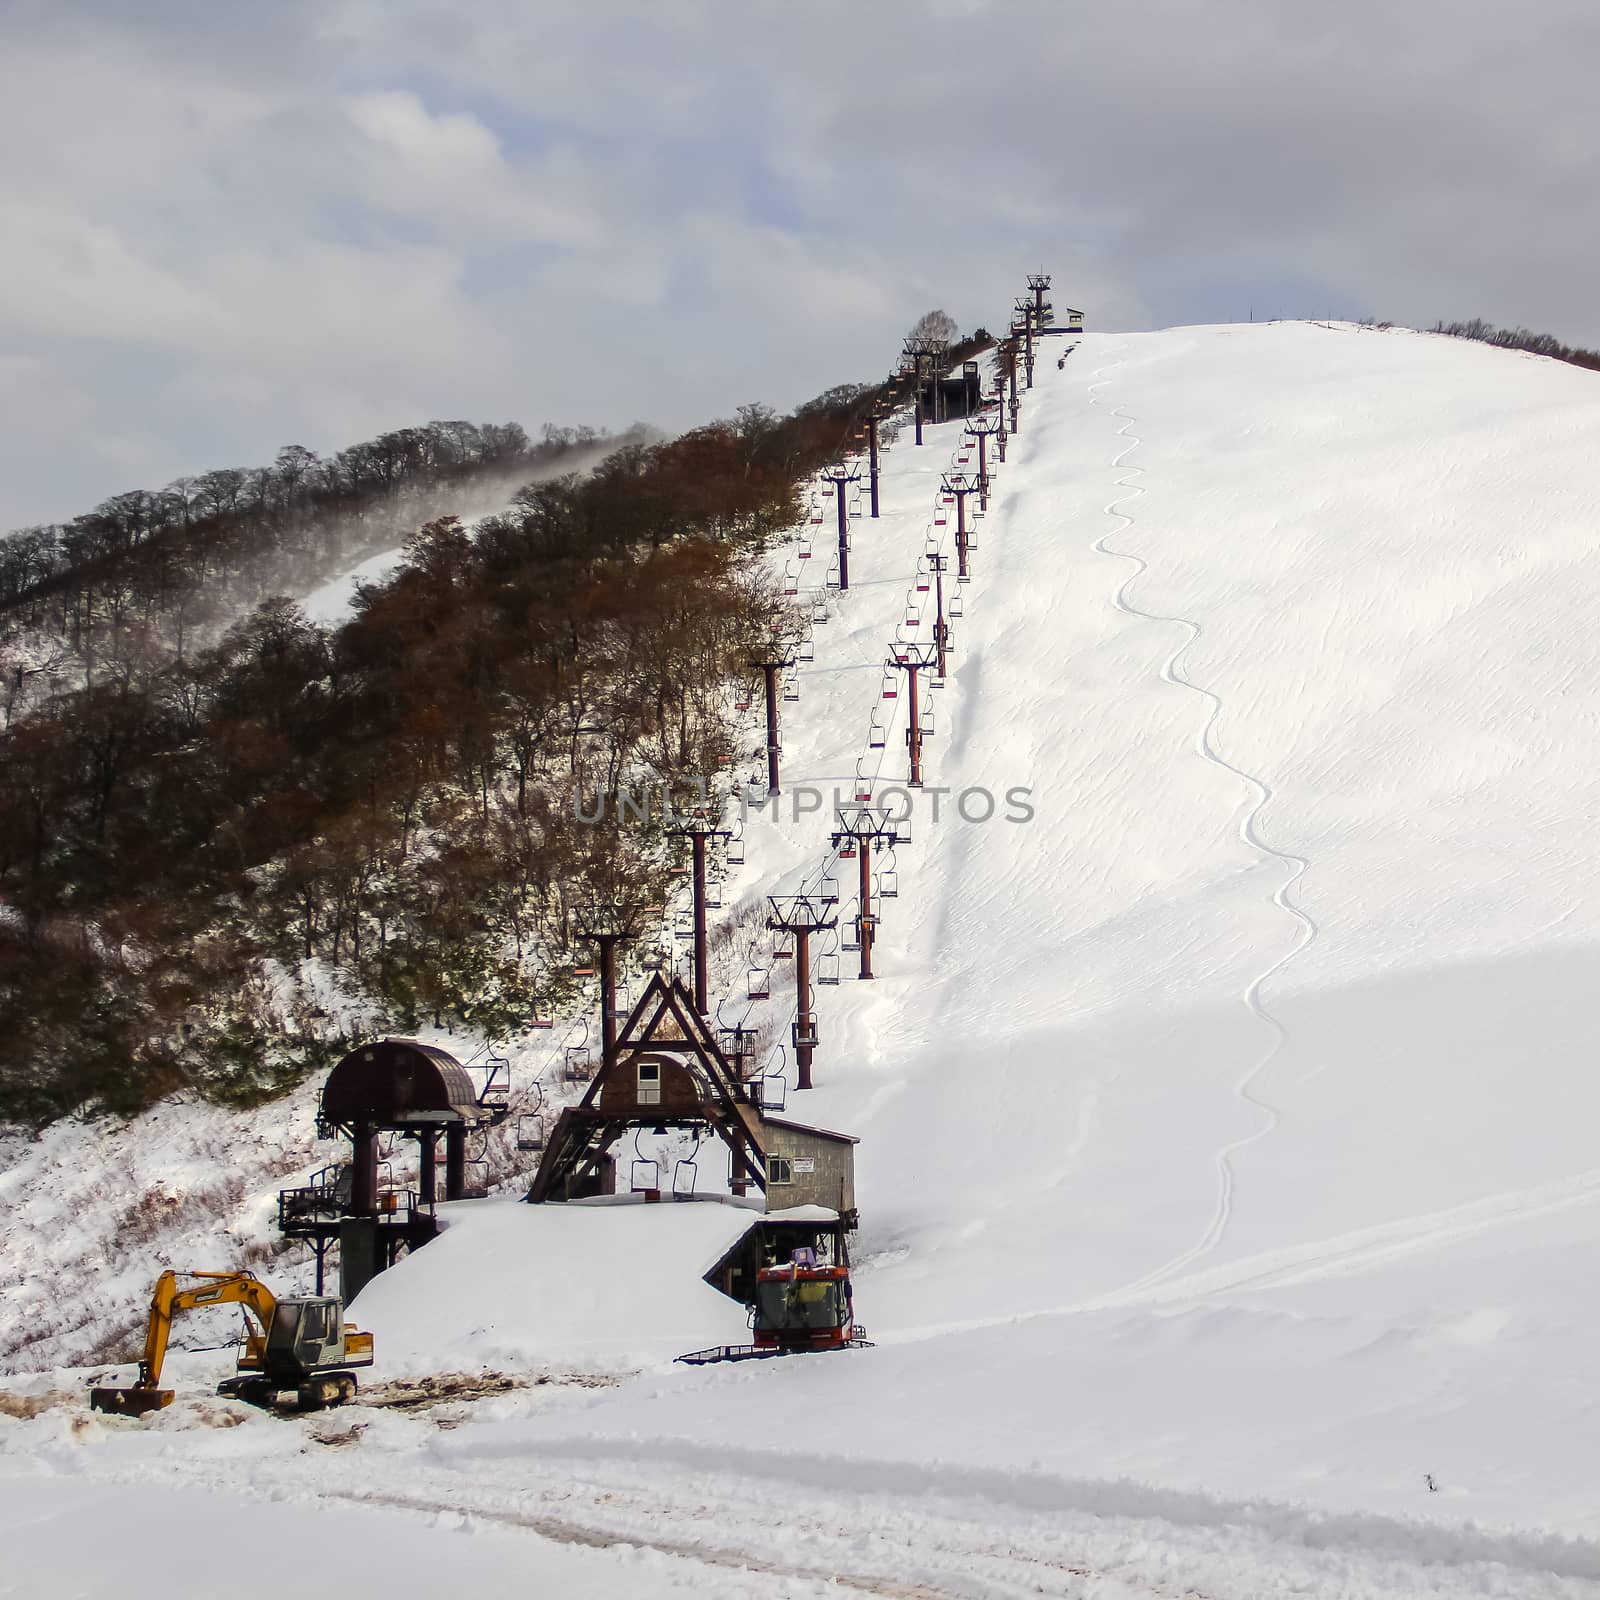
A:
[638,1061,661,1106]
[768,1156,793,1184]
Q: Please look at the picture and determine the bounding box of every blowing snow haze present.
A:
[4,0,1600,526]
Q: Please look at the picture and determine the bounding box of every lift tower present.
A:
[820,463,864,592]
[830,804,903,982]
[1013,301,1037,390]
[666,808,730,1016]
[574,905,643,1073]
[866,412,884,518]
[1027,271,1053,330]
[766,891,838,1090]
[903,335,949,442]
[748,644,795,794]
[929,552,953,681]
[964,415,1003,511]
[887,641,940,788]
[941,471,981,581]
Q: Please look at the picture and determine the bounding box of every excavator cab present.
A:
[261,1297,348,1381]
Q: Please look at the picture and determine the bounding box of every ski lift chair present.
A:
[798,637,815,662]
[631,1159,660,1195]
[868,715,887,750]
[877,867,899,899]
[817,952,841,986]
[563,1044,591,1081]
[748,966,771,1001]
[672,1158,699,1199]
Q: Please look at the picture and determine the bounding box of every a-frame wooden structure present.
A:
[526,973,767,1203]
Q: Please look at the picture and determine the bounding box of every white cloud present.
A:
[4,0,1600,526]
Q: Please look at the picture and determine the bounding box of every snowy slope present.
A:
[12,322,1600,1594]
[299,544,409,621]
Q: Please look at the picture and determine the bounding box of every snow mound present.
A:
[351,1197,758,1375]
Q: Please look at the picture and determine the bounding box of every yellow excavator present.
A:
[90,1270,374,1417]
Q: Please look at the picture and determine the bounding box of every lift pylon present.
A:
[941,471,981,581]
[829,805,903,981]
[963,415,1002,511]
[819,463,865,591]
[573,907,647,1073]
[766,891,839,1090]
[749,643,796,795]
[886,641,940,788]
[666,809,731,1016]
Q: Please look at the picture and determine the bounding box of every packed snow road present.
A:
[8,1389,1600,1598]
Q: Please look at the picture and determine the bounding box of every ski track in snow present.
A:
[1086,364,1318,1292]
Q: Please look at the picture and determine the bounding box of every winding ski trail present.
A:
[1086,366,1318,1291]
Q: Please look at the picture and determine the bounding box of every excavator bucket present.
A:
[90,1386,174,1417]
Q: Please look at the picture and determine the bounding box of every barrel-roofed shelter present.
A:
[320,1038,501,1210]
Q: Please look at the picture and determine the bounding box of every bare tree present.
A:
[907,308,959,348]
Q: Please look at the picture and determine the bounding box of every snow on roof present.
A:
[762,1204,842,1223]
[759,1117,859,1144]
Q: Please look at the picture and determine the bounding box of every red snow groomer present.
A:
[677,1255,871,1365]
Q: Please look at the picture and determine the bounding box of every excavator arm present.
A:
[135,1270,277,1389]
[95,1271,277,1416]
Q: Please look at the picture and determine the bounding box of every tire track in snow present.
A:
[1086,365,1318,1292]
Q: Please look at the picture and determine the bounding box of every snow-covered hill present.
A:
[10,321,1600,1596]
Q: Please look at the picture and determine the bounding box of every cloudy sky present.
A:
[5,0,1598,528]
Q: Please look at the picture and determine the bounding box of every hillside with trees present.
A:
[0,386,885,1124]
